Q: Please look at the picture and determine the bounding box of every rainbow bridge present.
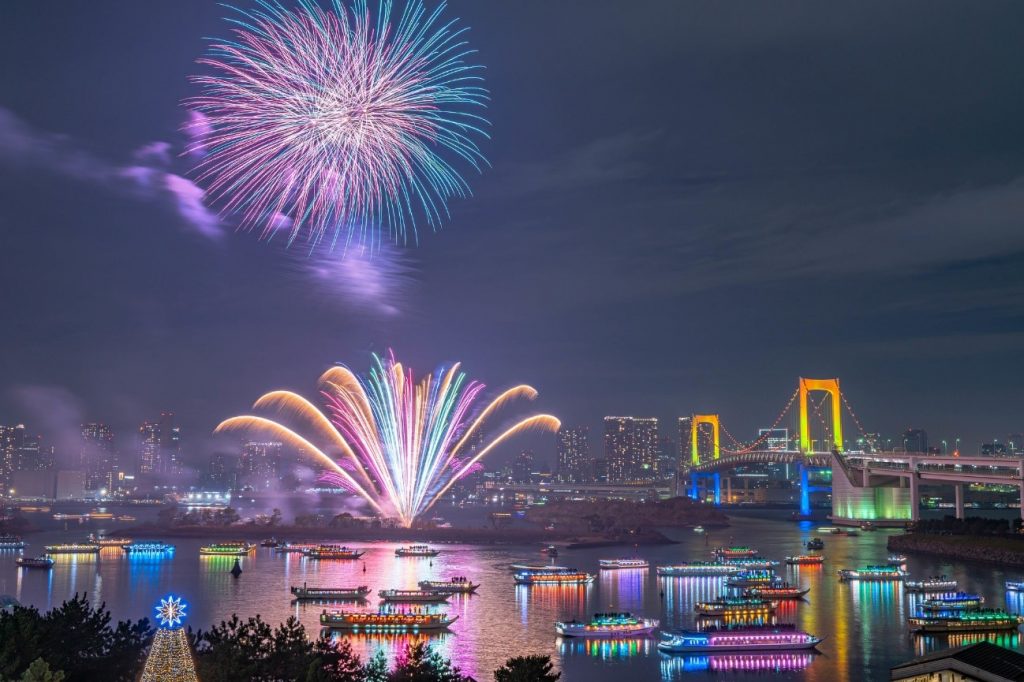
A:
[680,378,1024,524]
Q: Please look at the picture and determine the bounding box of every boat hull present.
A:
[658,639,822,653]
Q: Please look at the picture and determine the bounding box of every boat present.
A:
[714,546,758,559]
[304,545,365,560]
[806,538,825,550]
[860,522,877,531]
[725,570,778,588]
[319,609,457,632]
[124,541,174,553]
[291,584,371,601]
[1006,580,1024,592]
[378,589,450,603]
[199,542,255,556]
[395,545,440,557]
[906,576,958,593]
[260,538,280,548]
[599,558,650,570]
[43,543,100,554]
[785,555,824,565]
[514,571,595,585]
[837,565,906,581]
[16,556,54,569]
[887,554,908,565]
[743,583,810,600]
[693,526,705,533]
[722,557,780,570]
[694,597,777,617]
[908,610,1023,633]
[817,527,839,534]
[920,593,985,612]
[555,612,659,638]
[0,535,26,550]
[417,578,479,594]
[657,628,823,653]
[657,562,741,577]
[274,543,313,554]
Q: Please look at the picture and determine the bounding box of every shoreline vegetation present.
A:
[888,516,1024,567]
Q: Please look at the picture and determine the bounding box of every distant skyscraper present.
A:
[0,425,25,490]
[81,423,115,491]
[240,441,283,489]
[556,425,590,482]
[512,450,535,484]
[604,416,658,483]
[159,412,181,474]
[759,428,789,451]
[138,421,161,474]
[208,452,239,490]
[902,428,928,454]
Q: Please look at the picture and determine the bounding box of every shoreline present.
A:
[888,533,1024,567]
[118,523,679,547]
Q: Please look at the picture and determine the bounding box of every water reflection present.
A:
[598,568,646,613]
[558,637,653,660]
[914,630,1020,656]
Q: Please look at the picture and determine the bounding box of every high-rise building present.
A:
[556,425,590,482]
[81,423,115,491]
[758,428,789,451]
[0,425,24,490]
[139,421,161,474]
[240,441,283,489]
[159,413,181,475]
[512,450,535,484]
[604,416,658,483]
[902,428,928,454]
[208,452,239,490]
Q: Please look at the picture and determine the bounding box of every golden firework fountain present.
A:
[140,595,199,682]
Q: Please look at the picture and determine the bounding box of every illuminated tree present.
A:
[139,596,198,682]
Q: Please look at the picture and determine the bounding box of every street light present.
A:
[942,440,948,455]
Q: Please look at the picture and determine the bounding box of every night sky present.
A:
[2,1,1023,465]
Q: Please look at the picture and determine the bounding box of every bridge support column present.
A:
[954,483,964,520]
[725,476,732,505]
[799,464,811,517]
[688,474,698,501]
[909,474,920,522]
[713,473,721,505]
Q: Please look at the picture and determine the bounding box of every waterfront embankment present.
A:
[888,532,1024,566]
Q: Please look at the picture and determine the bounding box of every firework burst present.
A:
[189,0,489,250]
[216,353,558,526]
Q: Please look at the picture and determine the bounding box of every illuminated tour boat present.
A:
[806,538,825,550]
[509,564,571,573]
[658,628,823,653]
[785,555,825,566]
[319,609,458,632]
[43,543,100,554]
[694,597,777,618]
[908,609,1023,633]
[837,565,906,581]
[742,583,810,600]
[89,534,132,547]
[555,612,659,638]
[378,589,450,604]
[1006,580,1024,592]
[599,558,650,570]
[920,593,985,612]
[274,543,314,554]
[725,570,778,588]
[722,557,780,570]
[714,546,759,559]
[16,555,54,569]
[395,545,440,557]
[887,554,908,565]
[290,584,371,601]
[124,541,174,554]
[657,562,741,577]
[417,577,479,594]
[304,545,365,560]
[0,535,27,550]
[906,576,958,593]
[199,542,255,556]
[514,570,595,586]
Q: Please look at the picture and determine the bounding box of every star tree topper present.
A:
[155,595,187,629]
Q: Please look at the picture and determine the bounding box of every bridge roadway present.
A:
[685,450,1024,522]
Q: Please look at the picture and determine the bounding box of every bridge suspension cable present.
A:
[720,387,799,454]
[840,391,869,438]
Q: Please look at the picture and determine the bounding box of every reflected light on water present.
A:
[558,637,653,660]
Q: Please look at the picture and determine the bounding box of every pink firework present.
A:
[189,0,489,250]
